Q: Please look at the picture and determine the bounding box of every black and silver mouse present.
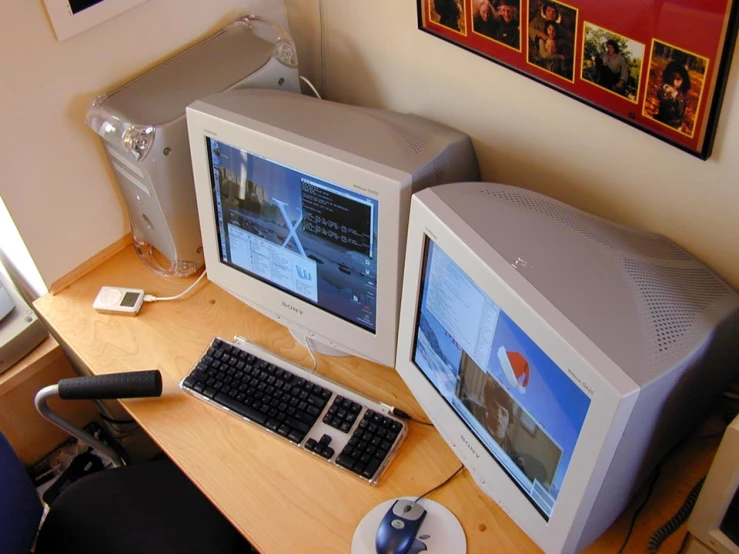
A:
[375,499,428,554]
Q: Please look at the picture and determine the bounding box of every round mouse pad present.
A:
[352,496,466,554]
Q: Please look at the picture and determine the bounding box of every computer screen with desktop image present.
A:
[179,88,479,486]
[394,181,739,552]
[185,88,478,367]
[208,141,380,334]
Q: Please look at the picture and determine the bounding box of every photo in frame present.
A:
[418,0,739,159]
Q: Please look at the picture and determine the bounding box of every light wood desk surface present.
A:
[34,246,719,553]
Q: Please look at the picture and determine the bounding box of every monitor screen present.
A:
[186,89,479,366]
[207,138,379,333]
[412,237,591,519]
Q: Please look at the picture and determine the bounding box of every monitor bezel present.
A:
[187,101,410,366]
[395,190,641,553]
[687,414,739,554]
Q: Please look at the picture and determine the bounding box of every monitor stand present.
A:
[351,497,466,554]
[290,329,349,358]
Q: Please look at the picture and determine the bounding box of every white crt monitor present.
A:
[186,90,478,366]
[395,182,739,553]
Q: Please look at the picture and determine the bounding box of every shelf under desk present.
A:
[33,245,719,553]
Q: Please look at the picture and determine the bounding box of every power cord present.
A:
[319,0,327,97]
[143,269,208,303]
[646,475,705,553]
[299,75,322,99]
[617,465,661,553]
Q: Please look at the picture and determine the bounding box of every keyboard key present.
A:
[287,428,306,443]
[285,416,311,434]
[336,454,356,470]
[362,459,381,479]
[214,392,267,425]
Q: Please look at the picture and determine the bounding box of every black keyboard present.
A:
[180,337,408,485]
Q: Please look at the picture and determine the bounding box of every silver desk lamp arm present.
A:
[35,385,125,468]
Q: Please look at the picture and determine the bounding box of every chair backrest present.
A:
[0,431,43,554]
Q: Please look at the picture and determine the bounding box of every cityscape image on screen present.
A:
[186,89,478,366]
[209,139,379,332]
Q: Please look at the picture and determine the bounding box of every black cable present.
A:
[646,475,705,553]
[618,465,661,554]
[392,408,434,426]
[690,430,725,441]
[676,531,690,554]
[415,465,465,503]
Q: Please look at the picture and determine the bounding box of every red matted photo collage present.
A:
[419,0,738,158]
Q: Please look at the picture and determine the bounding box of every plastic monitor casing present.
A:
[687,413,739,554]
[395,182,739,553]
[186,89,478,366]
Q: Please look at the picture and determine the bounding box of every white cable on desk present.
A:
[143,269,208,302]
[301,335,318,372]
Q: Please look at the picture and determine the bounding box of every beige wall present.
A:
[0,0,285,286]
[303,1,739,289]
[1,0,738,289]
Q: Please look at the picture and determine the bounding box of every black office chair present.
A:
[0,370,258,554]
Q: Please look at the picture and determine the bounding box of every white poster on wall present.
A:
[43,0,152,41]
[43,0,291,42]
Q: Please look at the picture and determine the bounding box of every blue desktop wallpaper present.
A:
[412,239,591,516]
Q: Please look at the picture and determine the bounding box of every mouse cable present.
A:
[391,408,434,426]
[415,465,465,504]
[143,269,208,302]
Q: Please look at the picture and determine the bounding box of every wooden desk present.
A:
[34,246,720,553]
[0,337,98,464]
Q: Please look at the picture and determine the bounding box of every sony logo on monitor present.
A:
[460,435,480,459]
[282,302,303,315]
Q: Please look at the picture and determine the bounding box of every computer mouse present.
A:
[375,498,428,554]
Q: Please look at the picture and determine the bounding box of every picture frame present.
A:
[417,0,739,159]
[43,0,151,41]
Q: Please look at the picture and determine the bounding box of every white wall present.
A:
[1,0,738,290]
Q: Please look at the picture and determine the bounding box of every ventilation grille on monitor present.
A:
[471,184,736,373]
[430,155,447,187]
[233,88,287,98]
[367,114,432,155]
[624,260,731,356]
[474,187,693,260]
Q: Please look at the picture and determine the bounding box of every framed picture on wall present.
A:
[417,0,739,159]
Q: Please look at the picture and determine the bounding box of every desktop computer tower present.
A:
[86,16,301,277]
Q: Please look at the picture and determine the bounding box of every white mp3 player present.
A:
[93,286,145,316]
